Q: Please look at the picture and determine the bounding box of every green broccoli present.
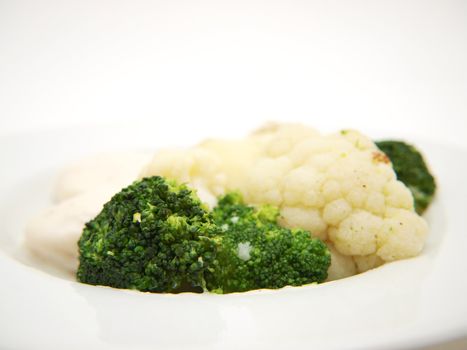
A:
[205,192,331,293]
[77,176,219,293]
[376,140,436,214]
[77,178,331,294]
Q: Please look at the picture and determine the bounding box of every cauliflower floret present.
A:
[142,123,429,280]
[241,156,292,206]
[251,122,321,158]
[141,148,225,193]
[329,210,383,256]
[323,198,352,226]
[199,138,264,190]
[140,147,225,206]
[377,208,428,261]
[353,254,385,273]
[326,243,357,281]
[384,180,414,210]
[279,206,328,240]
[282,166,326,207]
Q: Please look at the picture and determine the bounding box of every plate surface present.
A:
[1,124,466,350]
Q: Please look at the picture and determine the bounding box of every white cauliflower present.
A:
[142,122,428,279]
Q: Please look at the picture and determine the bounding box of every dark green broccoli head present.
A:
[206,192,331,293]
[376,140,436,214]
[77,182,330,294]
[77,176,219,293]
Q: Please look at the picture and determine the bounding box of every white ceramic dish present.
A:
[1,124,466,350]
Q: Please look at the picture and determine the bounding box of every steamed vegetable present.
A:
[206,192,330,293]
[77,176,219,293]
[142,123,429,275]
[376,140,436,214]
[77,177,330,293]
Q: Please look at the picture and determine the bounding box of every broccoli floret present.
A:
[376,140,436,214]
[77,176,219,293]
[206,192,331,293]
[77,180,330,294]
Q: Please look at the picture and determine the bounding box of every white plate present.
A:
[1,124,466,350]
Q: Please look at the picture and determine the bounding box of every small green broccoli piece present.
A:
[376,140,436,214]
[206,192,331,293]
[77,176,219,293]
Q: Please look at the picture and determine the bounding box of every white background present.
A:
[0,0,466,144]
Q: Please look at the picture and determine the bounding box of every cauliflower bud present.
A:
[141,123,428,279]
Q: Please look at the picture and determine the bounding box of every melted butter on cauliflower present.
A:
[141,123,428,279]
